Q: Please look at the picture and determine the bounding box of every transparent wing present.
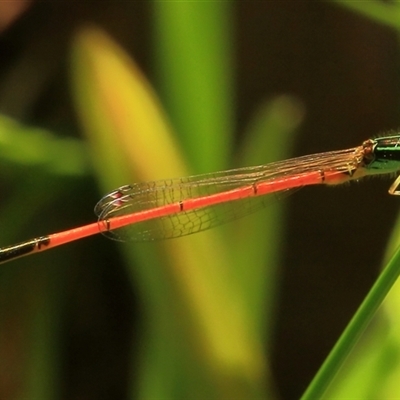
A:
[94,146,362,241]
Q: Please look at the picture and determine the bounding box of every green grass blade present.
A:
[301,243,400,400]
[230,96,305,332]
[152,1,234,172]
[317,201,400,398]
[332,0,400,30]
[0,115,89,177]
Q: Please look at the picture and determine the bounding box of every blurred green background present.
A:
[0,2,400,399]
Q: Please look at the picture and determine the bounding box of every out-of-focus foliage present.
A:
[1,1,400,399]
